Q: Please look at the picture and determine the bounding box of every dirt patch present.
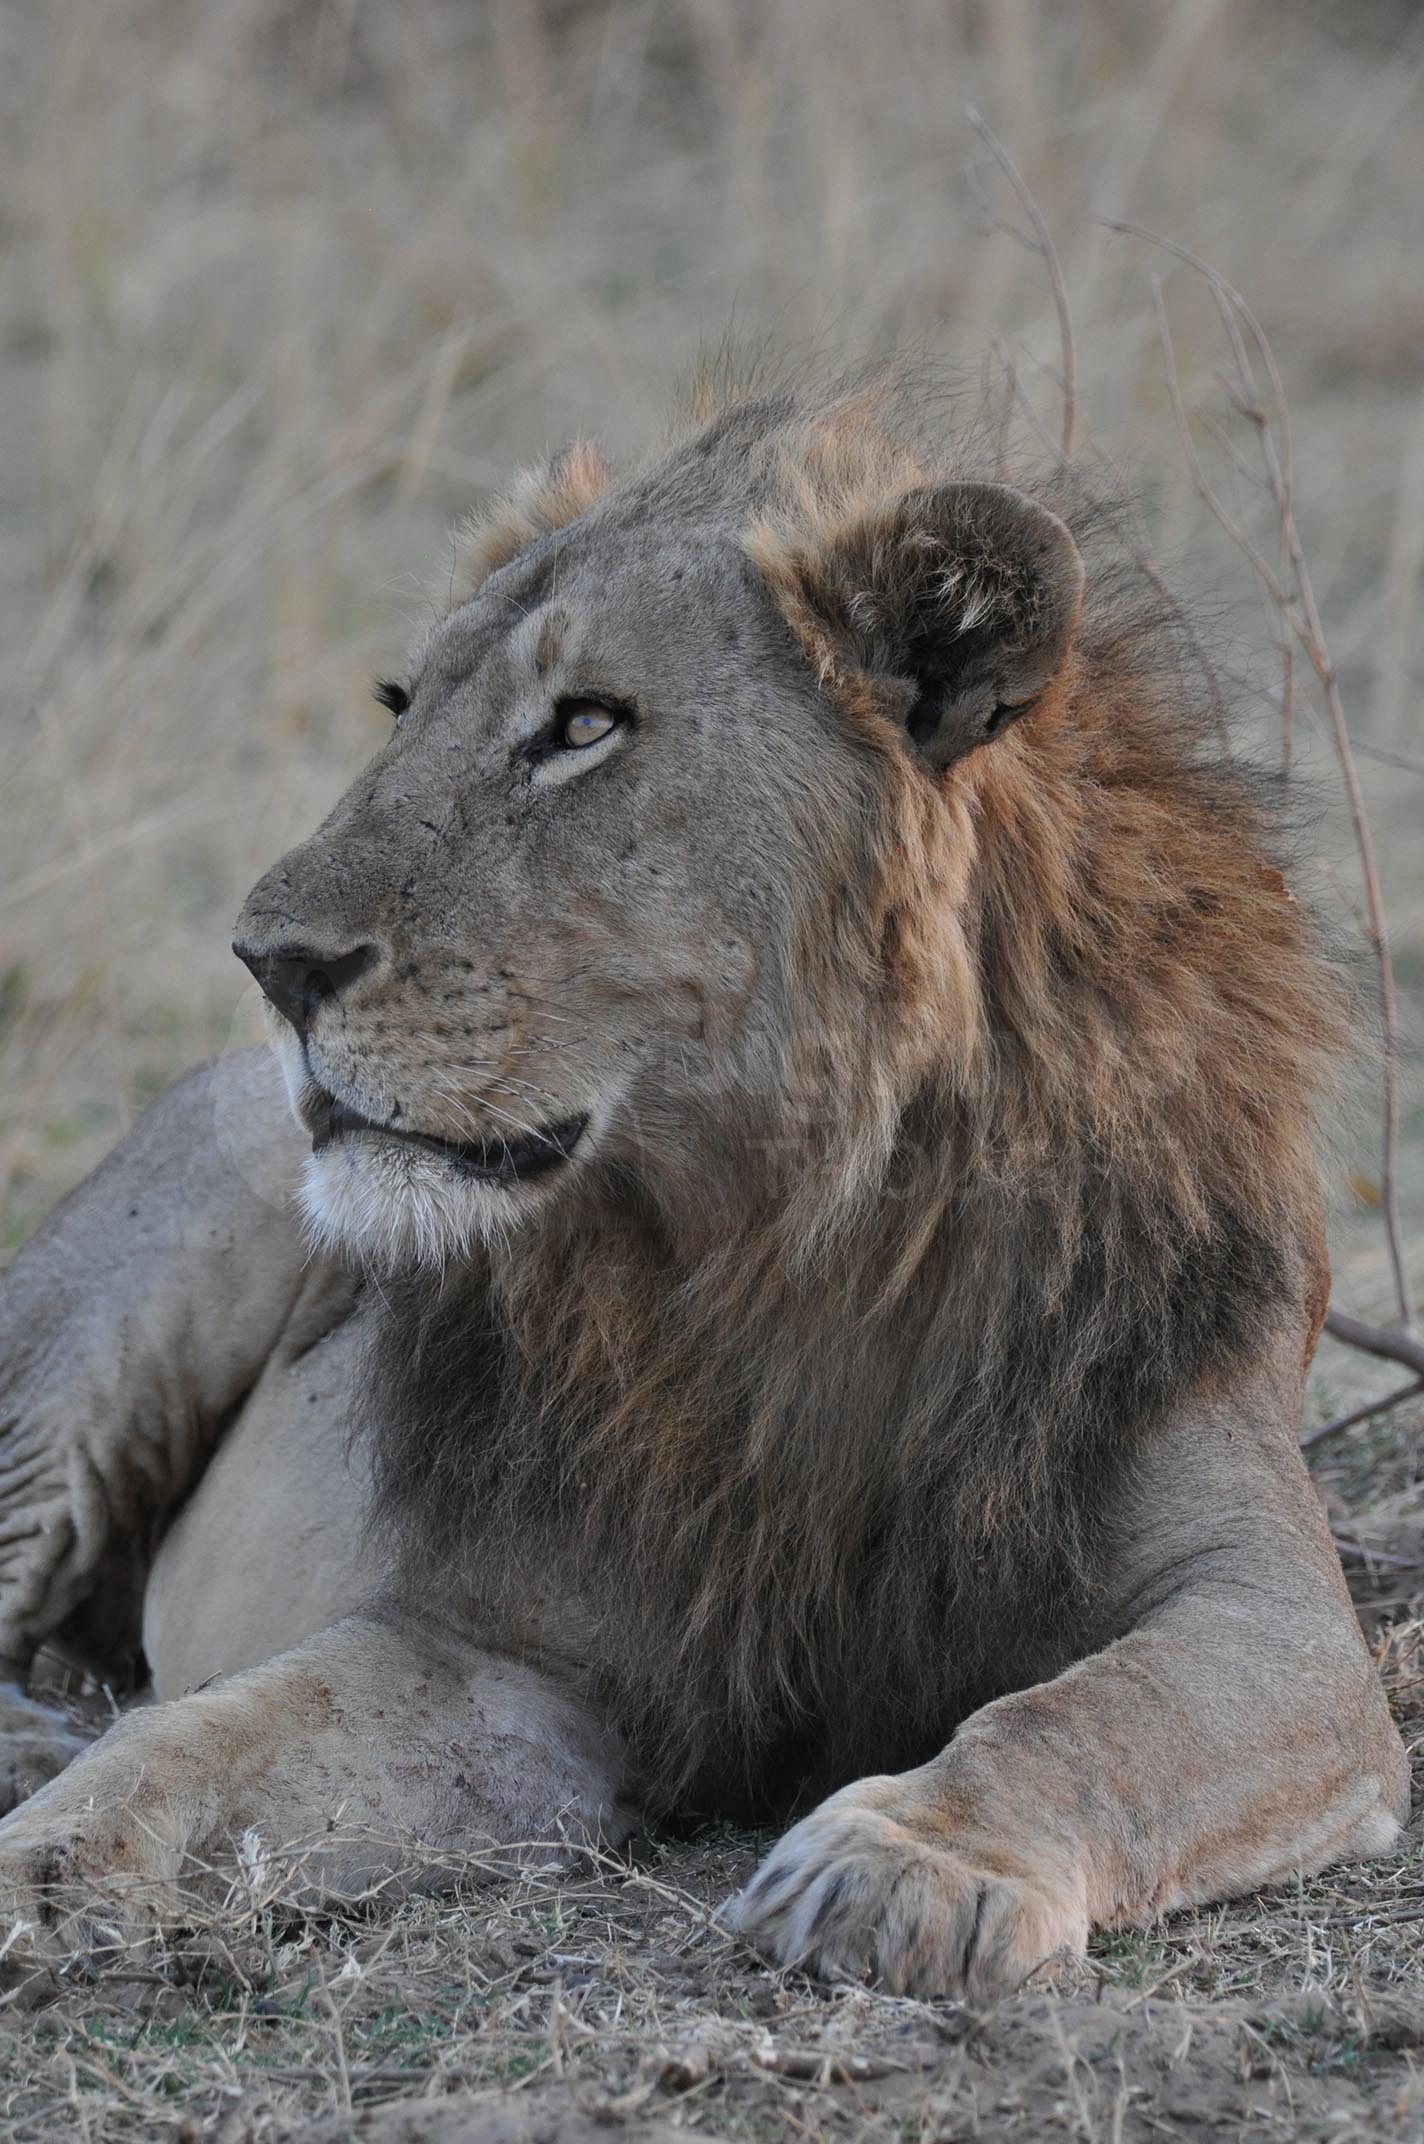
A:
[279,1987,1424,2144]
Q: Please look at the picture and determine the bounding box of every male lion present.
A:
[0,375,1408,2001]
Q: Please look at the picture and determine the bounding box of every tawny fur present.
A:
[458,437,617,587]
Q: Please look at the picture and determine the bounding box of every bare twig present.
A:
[1332,1535,1419,1571]
[1114,218,1416,1334]
[1145,278,1298,613]
[750,2038,903,2083]
[1349,736,1424,779]
[967,111,1077,460]
[314,1966,353,2117]
[1302,1380,1424,1450]
[989,332,1064,465]
[1323,1309,1424,1381]
[1309,1903,1424,1931]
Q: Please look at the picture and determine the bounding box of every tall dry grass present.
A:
[1,0,1421,1327]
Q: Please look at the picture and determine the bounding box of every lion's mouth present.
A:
[307,1090,588,1184]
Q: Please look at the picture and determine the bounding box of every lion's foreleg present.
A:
[0,1048,343,1792]
[728,1372,1409,2001]
[0,1609,634,1969]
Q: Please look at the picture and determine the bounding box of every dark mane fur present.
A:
[363,374,1343,1819]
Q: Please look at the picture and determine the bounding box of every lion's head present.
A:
[235,380,1088,1270]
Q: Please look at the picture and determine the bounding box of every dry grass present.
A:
[1,0,1423,2137]
[2,0,1421,1273]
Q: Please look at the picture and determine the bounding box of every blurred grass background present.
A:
[1,0,1420,1361]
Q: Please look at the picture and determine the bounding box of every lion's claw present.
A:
[724,1775,1087,2002]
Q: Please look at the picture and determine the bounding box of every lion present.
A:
[0,371,1407,2002]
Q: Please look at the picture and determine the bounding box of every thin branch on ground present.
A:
[1311,1903,1424,1931]
[1332,1534,1419,1571]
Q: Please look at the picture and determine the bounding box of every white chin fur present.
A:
[298,1138,520,1272]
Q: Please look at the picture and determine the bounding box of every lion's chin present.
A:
[297,1137,531,1271]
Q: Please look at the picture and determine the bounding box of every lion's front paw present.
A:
[0,1736,192,1990]
[724,1776,1087,2002]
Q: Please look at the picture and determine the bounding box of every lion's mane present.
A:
[364,377,1344,1816]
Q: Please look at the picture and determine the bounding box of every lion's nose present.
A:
[232,939,378,1033]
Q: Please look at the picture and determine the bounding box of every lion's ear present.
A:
[750,481,1085,770]
[458,439,616,589]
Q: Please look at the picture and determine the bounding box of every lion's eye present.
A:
[373,678,410,726]
[560,702,619,749]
